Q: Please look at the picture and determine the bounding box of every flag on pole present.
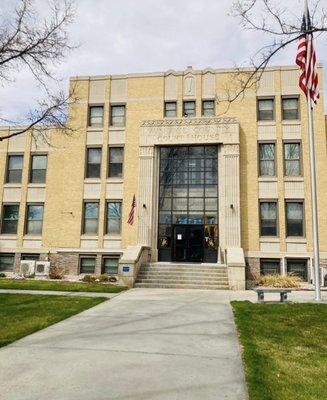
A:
[295,5,319,107]
[127,195,136,225]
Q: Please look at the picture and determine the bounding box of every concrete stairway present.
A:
[134,263,229,290]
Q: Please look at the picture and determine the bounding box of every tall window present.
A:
[108,147,124,178]
[286,259,307,281]
[102,256,119,275]
[202,100,215,116]
[88,106,104,127]
[282,97,299,120]
[286,201,304,237]
[0,254,14,272]
[30,155,47,183]
[86,148,101,178]
[26,204,44,235]
[6,155,23,183]
[80,256,96,274]
[259,143,275,176]
[257,98,274,121]
[260,259,280,276]
[260,202,278,236]
[83,202,99,234]
[110,105,125,127]
[284,142,301,176]
[106,202,122,234]
[183,101,196,117]
[1,204,19,234]
[164,102,177,118]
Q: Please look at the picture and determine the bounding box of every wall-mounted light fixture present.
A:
[230,204,234,209]
[142,204,147,209]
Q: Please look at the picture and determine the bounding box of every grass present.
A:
[232,302,327,400]
[0,278,128,293]
[0,293,107,348]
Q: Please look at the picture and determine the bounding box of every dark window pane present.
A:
[89,106,104,127]
[7,155,23,183]
[26,205,44,234]
[282,98,299,120]
[260,202,277,236]
[286,202,303,237]
[106,202,122,234]
[0,254,14,271]
[110,105,125,126]
[284,143,301,176]
[103,257,119,274]
[86,148,101,178]
[258,99,274,121]
[259,143,275,176]
[2,204,19,234]
[183,101,195,117]
[287,259,307,280]
[83,202,99,234]
[30,155,47,183]
[165,102,177,118]
[202,100,215,116]
[260,259,280,275]
[109,148,123,178]
[80,258,96,274]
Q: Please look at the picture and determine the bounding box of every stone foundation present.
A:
[245,257,260,289]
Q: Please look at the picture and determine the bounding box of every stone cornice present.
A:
[141,117,237,127]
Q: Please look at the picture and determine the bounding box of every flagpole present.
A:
[305,0,321,301]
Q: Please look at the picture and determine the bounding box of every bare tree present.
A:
[0,0,77,142]
[218,0,327,106]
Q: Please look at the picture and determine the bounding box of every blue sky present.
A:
[1,0,326,123]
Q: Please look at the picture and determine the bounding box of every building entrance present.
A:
[172,225,204,262]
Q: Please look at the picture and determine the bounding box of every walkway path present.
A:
[0,288,247,400]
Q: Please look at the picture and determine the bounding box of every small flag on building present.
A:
[127,195,136,225]
[295,4,319,107]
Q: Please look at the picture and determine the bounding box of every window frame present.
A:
[29,153,48,184]
[202,99,215,117]
[1,203,20,235]
[257,97,275,121]
[82,201,99,235]
[183,101,196,118]
[281,96,300,121]
[283,140,302,177]
[88,104,104,127]
[102,255,120,275]
[259,200,279,237]
[85,147,102,179]
[108,146,124,178]
[258,141,276,177]
[164,101,177,118]
[6,153,24,184]
[260,258,281,276]
[25,203,44,236]
[79,255,97,274]
[285,200,305,238]
[105,201,122,235]
[0,253,15,272]
[286,258,308,281]
[110,103,126,127]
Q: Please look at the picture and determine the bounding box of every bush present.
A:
[81,275,96,283]
[98,274,109,282]
[49,265,65,280]
[0,272,6,278]
[255,274,303,288]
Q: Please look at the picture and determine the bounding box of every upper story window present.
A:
[260,259,281,276]
[259,143,275,176]
[26,204,44,235]
[260,201,278,236]
[86,148,101,178]
[0,253,14,272]
[106,202,122,235]
[202,100,215,116]
[164,102,177,118]
[30,155,47,183]
[282,97,299,120]
[110,105,125,127]
[284,142,301,176]
[257,98,274,121]
[102,256,119,275]
[183,101,196,117]
[286,201,304,237]
[1,204,19,234]
[6,155,23,183]
[83,202,99,235]
[88,105,104,127]
[108,147,124,178]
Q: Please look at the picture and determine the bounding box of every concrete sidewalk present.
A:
[0,288,247,400]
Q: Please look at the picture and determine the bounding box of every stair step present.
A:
[139,268,227,274]
[134,283,229,290]
[137,271,227,277]
[136,278,229,284]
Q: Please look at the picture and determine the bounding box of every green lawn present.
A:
[232,302,327,400]
[0,293,107,348]
[0,278,127,293]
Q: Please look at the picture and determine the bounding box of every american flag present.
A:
[127,195,136,225]
[295,5,319,107]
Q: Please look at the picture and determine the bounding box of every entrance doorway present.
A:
[172,225,204,262]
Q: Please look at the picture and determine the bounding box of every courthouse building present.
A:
[0,65,326,289]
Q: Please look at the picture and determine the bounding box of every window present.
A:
[286,258,308,281]
[260,201,278,236]
[21,254,40,261]
[26,204,44,235]
[110,105,125,127]
[83,202,99,234]
[259,143,275,176]
[257,98,274,121]
[86,148,101,178]
[108,147,124,178]
[260,259,281,275]
[88,106,104,127]
[286,201,304,237]
[183,101,196,117]
[80,256,96,274]
[284,142,301,176]
[0,254,14,272]
[164,102,177,118]
[282,97,299,120]
[30,155,47,183]
[202,100,215,116]
[102,257,119,275]
[1,204,19,234]
[106,202,122,234]
[6,155,23,183]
